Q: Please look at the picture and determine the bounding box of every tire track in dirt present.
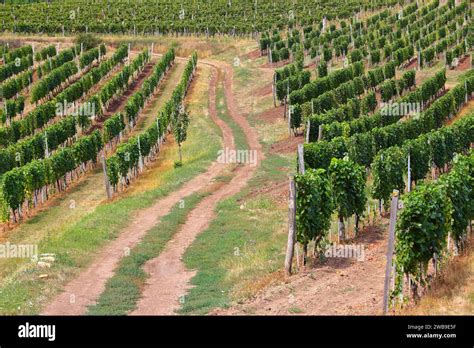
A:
[131,61,264,315]
[41,63,233,315]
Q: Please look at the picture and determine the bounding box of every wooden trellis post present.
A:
[44,132,49,158]
[272,73,277,107]
[284,84,289,119]
[101,155,112,200]
[284,178,296,277]
[288,105,292,136]
[466,80,468,104]
[284,145,306,276]
[137,135,144,173]
[306,120,311,143]
[407,154,411,192]
[383,190,399,314]
[297,144,305,174]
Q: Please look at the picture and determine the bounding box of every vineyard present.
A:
[0,0,472,322]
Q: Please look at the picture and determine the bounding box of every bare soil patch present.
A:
[211,222,389,315]
[454,55,471,71]
[245,49,261,60]
[256,105,284,123]
[269,133,303,154]
[244,179,289,205]
[404,57,418,70]
[253,82,273,97]
[261,59,290,69]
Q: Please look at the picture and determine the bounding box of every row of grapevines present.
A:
[393,150,473,298]
[31,45,107,104]
[291,80,378,134]
[37,45,78,78]
[0,54,33,83]
[0,44,128,147]
[303,73,473,170]
[30,61,79,103]
[94,48,150,114]
[0,45,90,123]
[104,48,176,144]
[78,48,151,131]
[0,46,80,102]
[302,0,447,67]
[0,96,25,124]
[275,62,302,82]
[0,46,152,220]
[296,157,367,253]
[0,116,77,176]
[311,0,468,72]
[0,69,32,100]
[446,41,468,67]
[0,44,8,58]
[306,70,416,140]
[106,51,197,188]
[0,46,152,174]
[298,61,399,123]
[0,129,103,221]
[289,62,365,106]
[318,70,447,142]
[371,112,474,205]
[301,5,393,65]
[34,45,57,62]
[0,0,387,35]
[79,44,106,69]
[124,48,175,126]
[292,62,401,134]
[275,70,310,103]
[2,44,32,64]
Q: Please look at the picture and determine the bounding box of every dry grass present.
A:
[231,270,286,302]
[401,242,474,315]
[0,33,256,60]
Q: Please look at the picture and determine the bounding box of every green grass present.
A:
[87,192,207,315]
[233,66,254,87]
[288,307,305,314]
[178,194,283,314]
[215,83,248,151]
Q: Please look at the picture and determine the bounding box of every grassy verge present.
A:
[215,82,248,150]
[0,65,222,315]
[178,152,291,314]
[87,192,208,315]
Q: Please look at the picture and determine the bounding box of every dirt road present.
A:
[41,61,247,315]
[132,61,264,315]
